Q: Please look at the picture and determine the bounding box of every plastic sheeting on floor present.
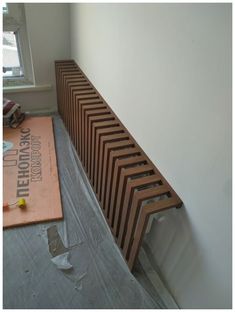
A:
[3,115,166,309]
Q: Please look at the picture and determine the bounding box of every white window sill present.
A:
[3,84,52,94]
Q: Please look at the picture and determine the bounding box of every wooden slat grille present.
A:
[55,60,183,270]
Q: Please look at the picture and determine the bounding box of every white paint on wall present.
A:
[70,4,232,309]
[4,3,70,112]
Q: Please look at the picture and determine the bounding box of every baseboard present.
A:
[138,246,179,309]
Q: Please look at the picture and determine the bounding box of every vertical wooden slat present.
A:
[111,165,154,232]
[98,140,134,200]
[94,133,130,198]
[67,76,90,141]
[84,114,114,168]
[123,185,170,258]
[117,174,162,248]
[127,196,182,269]
[92,120,121,190]
[104,156,146,221]
[78,99,103,155]
[84,109,111,172]
[92,126,123,184]
[80,104,106,160]
[103,148,141,217]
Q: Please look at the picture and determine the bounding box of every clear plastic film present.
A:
[3,114,166,309]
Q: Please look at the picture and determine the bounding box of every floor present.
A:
[3,115,166,309]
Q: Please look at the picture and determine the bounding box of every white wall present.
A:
[4,3,70,113]
[70,4,232,309]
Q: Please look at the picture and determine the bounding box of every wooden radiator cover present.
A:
[55,60,183,270]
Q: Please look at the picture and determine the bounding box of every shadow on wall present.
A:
[144,205,203,306]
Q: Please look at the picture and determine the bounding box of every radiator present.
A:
[55,60,183,270]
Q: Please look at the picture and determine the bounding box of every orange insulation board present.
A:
[3,117,63,228]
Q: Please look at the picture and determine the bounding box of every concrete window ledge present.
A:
[3,84,52,94]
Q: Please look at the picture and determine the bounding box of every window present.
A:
[3,3,34,87]
[3,2,8,14]
[3,31,24,78]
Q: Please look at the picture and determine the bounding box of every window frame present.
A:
[3,30,24,78]
[3,3,34,87]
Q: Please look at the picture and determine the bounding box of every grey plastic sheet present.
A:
[3,115,166,309]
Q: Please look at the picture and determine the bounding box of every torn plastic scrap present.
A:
[51,252,73,270]
[47,225,73,270]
